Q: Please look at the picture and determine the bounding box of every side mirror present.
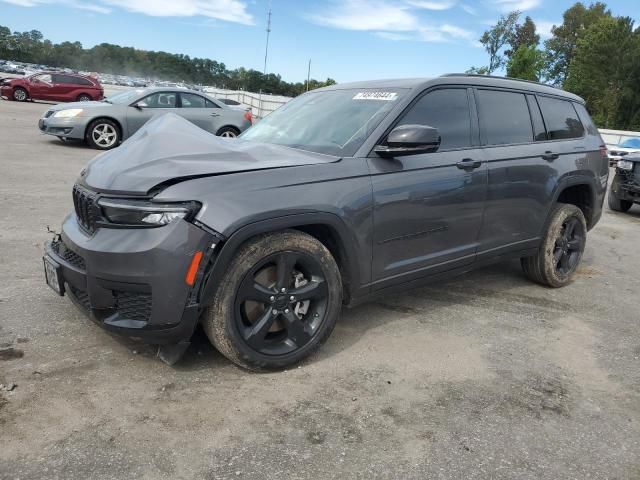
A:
[134,101,148,109]
[374,124,441,158]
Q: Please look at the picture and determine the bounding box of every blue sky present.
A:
[1,0,637,83]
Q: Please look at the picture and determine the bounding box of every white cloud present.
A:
[308,0,418,31]
[375,31,414,40]
[489,0,542,12]
[1,0,253,23]
[536,20,557,39]
[406,0,456,10]
[460,3,477,15]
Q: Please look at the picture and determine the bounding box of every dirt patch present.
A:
[0,348,23,361]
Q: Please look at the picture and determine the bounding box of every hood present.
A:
[49,101,111,112]
[81,113,340,194]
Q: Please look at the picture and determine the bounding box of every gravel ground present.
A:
[1,98,639,480]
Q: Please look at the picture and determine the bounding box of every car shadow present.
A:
[174,259,543,372]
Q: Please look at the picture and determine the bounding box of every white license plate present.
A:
[43,256,64,296]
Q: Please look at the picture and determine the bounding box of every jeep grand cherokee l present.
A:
[43,74,608,370]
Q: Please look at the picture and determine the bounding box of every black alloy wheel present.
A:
[552,216,584,276]
[234,251,329,356]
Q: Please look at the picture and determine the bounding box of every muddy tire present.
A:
[608,175,633,212]
[521,204,587,288]
[202,230,342,370]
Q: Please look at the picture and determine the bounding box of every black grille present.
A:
[51,238,86,270]
[72,185,98,233]
[114,291,152,323]
[69,286,91,311]
[44,110,54,118]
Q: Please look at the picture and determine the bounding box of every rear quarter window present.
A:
[537,96,585,140]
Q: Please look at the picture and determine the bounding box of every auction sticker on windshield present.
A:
[353,92,398,101]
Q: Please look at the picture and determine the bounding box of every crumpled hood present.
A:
[81,113,340,194]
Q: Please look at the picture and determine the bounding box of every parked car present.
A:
[607,137,640,166]
[0,72,103,102]
[43,75,607,369]
[38,87,253,149]
[608,155,639,212]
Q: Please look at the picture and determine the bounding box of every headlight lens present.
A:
[53,108,83,118]
[617,159,634,171]
[97,198,201,227]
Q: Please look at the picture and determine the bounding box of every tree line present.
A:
[470,2,640,130]
[0,25,335,97]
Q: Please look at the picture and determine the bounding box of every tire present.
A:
[13,87,27,102]
[77,94,92,102]
[86,118,121,150]
[202,230,342,370]
[521,204,587,288]
[608,175,633,212]
[216,126,240,138]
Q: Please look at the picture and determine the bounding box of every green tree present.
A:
[564,16,639,129]
[544,2,611,86]
[506,45,545,81]
[505,16,540,57]
[477,10,521,73]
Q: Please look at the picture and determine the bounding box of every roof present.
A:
[319,74,584,103]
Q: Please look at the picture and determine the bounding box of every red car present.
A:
[1,72,103,102]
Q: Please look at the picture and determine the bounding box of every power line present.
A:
[263,1,272,76]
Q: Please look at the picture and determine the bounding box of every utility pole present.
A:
[263,1,272,75]
[306,58,311,92]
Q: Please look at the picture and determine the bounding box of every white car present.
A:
[608,137,640,165]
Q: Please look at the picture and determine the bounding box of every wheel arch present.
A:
[199,213,361,308]
[550,175,598,229]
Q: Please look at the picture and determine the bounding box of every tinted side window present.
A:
[141,92,177,108]
[205,98,220,108]
[74,77,93,86]
[476,89,532,145]
[397,88,471,150]
[537,96,585,140]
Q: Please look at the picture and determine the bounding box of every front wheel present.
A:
[521,204,587,288]
[608,174,633,212]
[202,230,342,370]
[86,119,120,150]
[13,87,27,102]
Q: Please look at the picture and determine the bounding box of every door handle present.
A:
[456,158,482,170]
[210,112,221,117]
[541,151,560,161]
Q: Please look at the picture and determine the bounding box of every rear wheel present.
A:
[86,118,120,150]
[202,230,342,370]
[13,87,27,102]
[608,175,633,212]
[521,204,587,288]
[77,94,92,102]
[216,126,240,138]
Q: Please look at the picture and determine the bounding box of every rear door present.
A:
[50,74,77,101]
[474,88,584,259]
[177,92,224,134]
[368,87,488,287]
[125,91,178,136]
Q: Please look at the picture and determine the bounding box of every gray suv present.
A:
[43,74,608,370]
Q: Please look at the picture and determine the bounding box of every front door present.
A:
[368,87,487,288]
[125,91,178,136]
[29,73,54,100]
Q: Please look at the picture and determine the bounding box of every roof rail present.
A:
[440,73,559,89]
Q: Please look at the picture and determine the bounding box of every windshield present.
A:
[105,89,146,105]
[619,138,640,149]
[240,88,407,156]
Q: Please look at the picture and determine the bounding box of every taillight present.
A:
[244,110,252,124]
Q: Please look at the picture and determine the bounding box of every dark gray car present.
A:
[43,75,608,369]
[38,87,252,150]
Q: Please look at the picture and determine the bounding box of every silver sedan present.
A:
[37,87,253,150]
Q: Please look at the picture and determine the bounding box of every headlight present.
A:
[53,108,83,118]
[97,198,201,227]
[617,160,634,171]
